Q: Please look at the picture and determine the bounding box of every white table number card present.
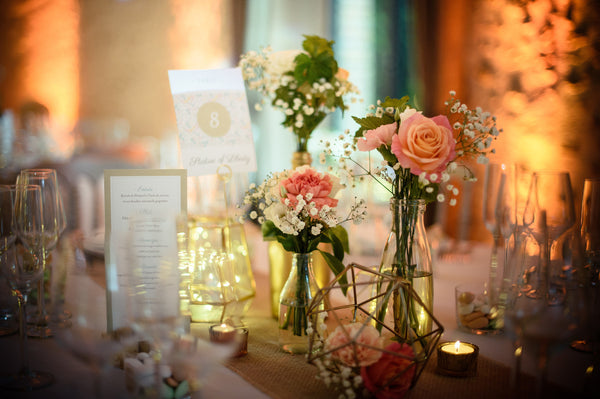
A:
[104,169,187,332]
[168,68,257,176]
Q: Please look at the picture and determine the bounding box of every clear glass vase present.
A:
[376,198,433,341]
[278,252,319,354]
[268,150,330,318]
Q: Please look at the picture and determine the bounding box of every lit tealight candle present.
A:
[209,324,249,357]
[441,340,475,355]
[209,323,236,344]
[436,340,479,377]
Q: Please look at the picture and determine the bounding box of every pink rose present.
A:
[390,113,455,179]
[357,123,397,151]
[280,166,339,211]
[361,342,416,399]
[324,323,383,367]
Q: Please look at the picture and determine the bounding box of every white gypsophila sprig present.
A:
[445,91,501,167]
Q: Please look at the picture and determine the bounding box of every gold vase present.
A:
[268,150,332,318]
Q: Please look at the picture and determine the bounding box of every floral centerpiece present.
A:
[239,35,360,153]
[306,263,443,399]
[243,165,366,353]
[323,92,501,339]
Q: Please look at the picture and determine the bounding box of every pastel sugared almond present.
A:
[466,316,489,329]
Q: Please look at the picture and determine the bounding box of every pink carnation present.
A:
[280,166,339,211]
[324,323,383,367]
[361,342,416,399]
[357,123,397,151]
[391,113,455,178]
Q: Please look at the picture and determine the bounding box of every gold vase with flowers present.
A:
[240,34,361,317]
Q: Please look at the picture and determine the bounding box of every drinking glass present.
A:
[0,184,18,336]
[571,178,600,355]
[121,214,235,397]
[522,171,576,302]
[482,163,504,303]
[17,168,66,337]
[0,184,54,390]
[54,236,121,399]
[504,223,583,398]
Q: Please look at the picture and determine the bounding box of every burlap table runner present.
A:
[223,263,579,399]
[226,311,574,399]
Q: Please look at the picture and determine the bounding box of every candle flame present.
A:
[220,323,227,329]
[455,340,461,353]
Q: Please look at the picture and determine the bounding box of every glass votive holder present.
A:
[208,324,248,358]
[234,327,248,358]
[436,340,479,377]
[455,283,503,335]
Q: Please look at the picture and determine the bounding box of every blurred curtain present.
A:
[372,0,421,104]
[414,0,471,114]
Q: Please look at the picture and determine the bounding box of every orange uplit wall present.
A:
[425,0,600,241]
[467,0,600,201]
[0,0,238,157]
[0,0,80,153]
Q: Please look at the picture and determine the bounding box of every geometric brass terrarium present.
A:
[307,263,443,398]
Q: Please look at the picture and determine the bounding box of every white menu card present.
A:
[168,68,257,176]
[104,169,187,332]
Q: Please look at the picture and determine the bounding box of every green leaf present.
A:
[328,225,349,254]
[278,235,299,253]
[261,221,301,252]
[318,249,348,296]
[302,35,334,57]
[352,115,396,136]
[381,96,410,110]
[261,220,278,241]
[378,146,398,165]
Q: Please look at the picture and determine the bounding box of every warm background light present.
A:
[0,0,79,154]
[1,0,598,242]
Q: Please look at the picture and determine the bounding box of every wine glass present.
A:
[0,184,19,336]
[571,178,600,354]
[504,219,582,398]
[482,163,504,303]
[17,168,66,337]
[0,184,54,390]
[522,171,575,303]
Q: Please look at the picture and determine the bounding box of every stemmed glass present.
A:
[482,163,505,303]
[571,179,600,354]
[522,171,576,302]
[507,171,579,398]
[0,184,54,390]
[17,168,66,337]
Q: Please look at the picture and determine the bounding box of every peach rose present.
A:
[390,113,455,178]
[335,67,350,81]
[324,323,383,367]
[357,123,397,152]
[280,166,339,211]
[361,342,416,399]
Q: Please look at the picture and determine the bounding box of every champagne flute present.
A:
[522,171,576,303]
[17,168,66,337]
[0,184,54,390]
